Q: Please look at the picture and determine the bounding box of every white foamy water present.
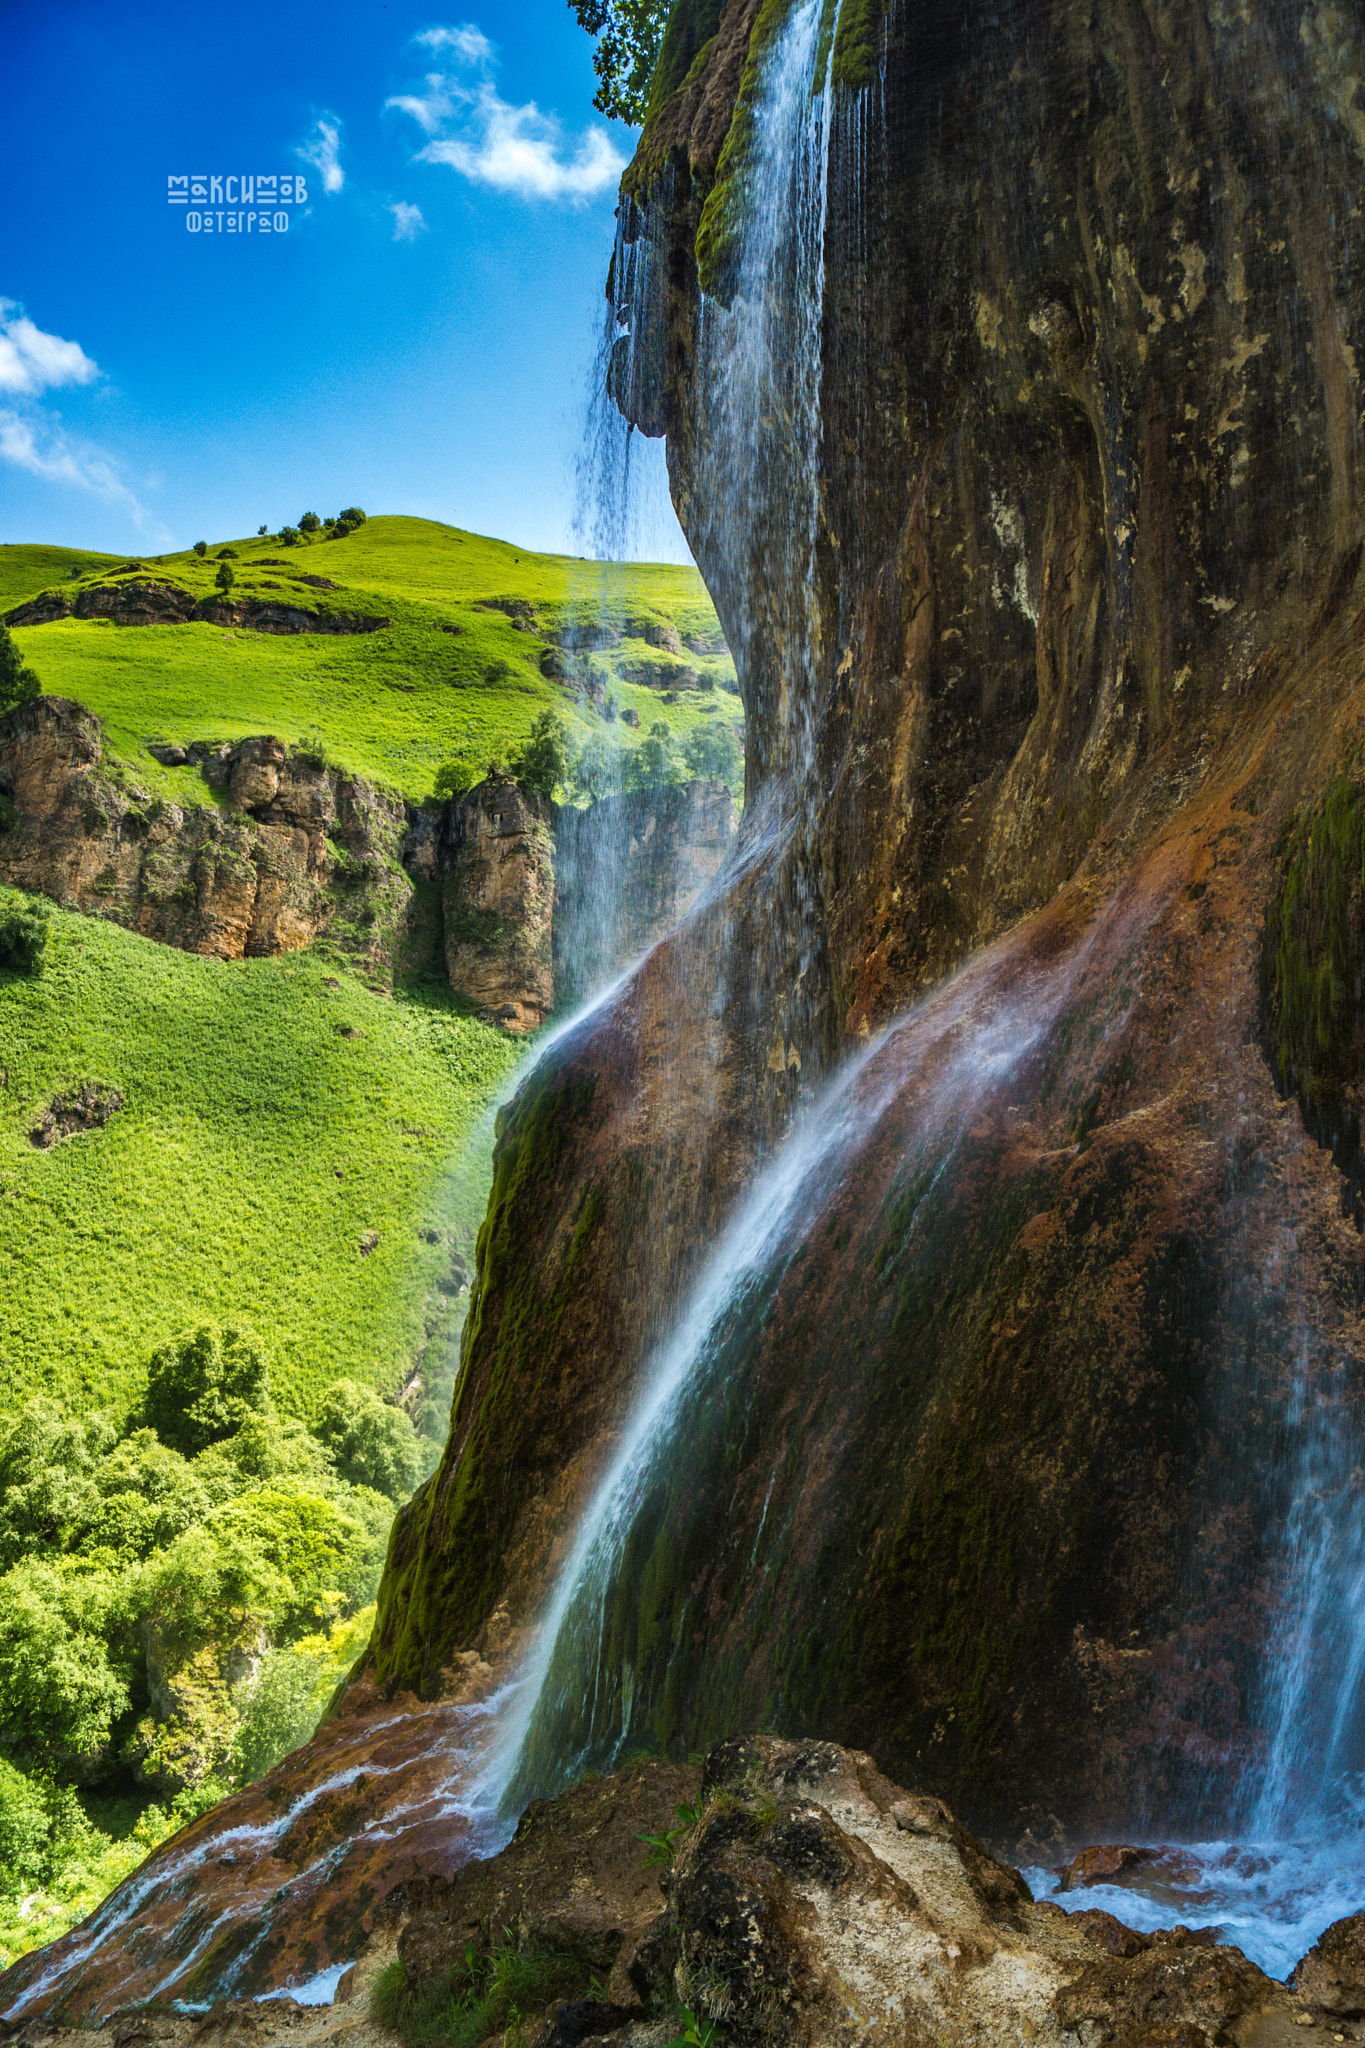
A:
[1027,1820,1365,1981]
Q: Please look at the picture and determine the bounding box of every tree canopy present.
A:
[568,0,672,124]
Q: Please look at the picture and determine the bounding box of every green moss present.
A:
[693,0,887,297]
[1261,770,1365,1122]
[369,1064,602,1692]
[648,0,726,116]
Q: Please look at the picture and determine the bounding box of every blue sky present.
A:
[0,0,683,559]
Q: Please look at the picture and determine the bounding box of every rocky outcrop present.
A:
[0,701,420,978]
[7,1738,1343,2042]
[552,779,736,1002]
[124,1621,267,1799]
[440,780,555,1031]
[0,701,735,1015]
[4,580,389,634]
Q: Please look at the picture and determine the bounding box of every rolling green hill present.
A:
[0,514,742,1959]
[4,516,742,807]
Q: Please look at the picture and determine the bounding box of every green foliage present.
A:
[215,561,235,593]
[1262,771,1365,1117]
[433,757,481,801]
[0,1563,131,1764]
[143,1324,271,1456]
[569,0,672,123]
[0,909,521,1413]
[299,512,322,534]
[229,1642,330,1782]
[215,547,239,561]
[193,541,208,558]
[0,1758,50,1898]
[512,708,571,801]
[338,506,367,527]
[278,525,301,546]
[573,729,622,801]
[313,1377,427,1501]
[370,1937,593,2048]
[636,1799,701,1866]
[0,620,40,714]
[0,893,49,974]
[626,719,682,791]
[667,2009,723,2048]
[683,722,741,784]
[0,1400,112,1568]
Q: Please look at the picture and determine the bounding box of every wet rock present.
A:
[1059,1844,1160,1891]
[1294,1913,1365,2017]
[440,777,554,1031]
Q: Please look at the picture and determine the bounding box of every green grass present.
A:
[0,897,524,1421]
[0,542,127,606]
[6,516,741,806]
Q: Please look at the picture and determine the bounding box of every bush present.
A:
[625,721,682,793]
[193,541,208,558]
[0,1759,49,1899]
[433,758,480,802]
[0,1562,131,1767]
[215,547,239,561]
[511,709,571,802]
[0,1400,111,1568]
[143,1324,271,1455]
[313,1378,425,1502]
[0,895,50,974]
[299,512,321,534]
[0,623,40,715]
[683,723,742,784]
[230,1644,327,1781]
[215,563,235,594]
[337,507,366,527]
[278,526,301,546]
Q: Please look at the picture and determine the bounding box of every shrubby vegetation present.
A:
[434,707,743,810]
[0,620,40,714]
[0,1325,422,1967]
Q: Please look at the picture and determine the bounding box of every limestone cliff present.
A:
[366,0,1365,1838]
[0,699,734,1021]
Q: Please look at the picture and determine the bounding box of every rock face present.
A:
[4,579,389,634]
[364,0,1365,1840]
[440,779,556,1031]
[0,701,419,977]
[0,700,734,1017]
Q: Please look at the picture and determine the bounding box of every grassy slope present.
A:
[0,899,522,1421]
[6,517,743,806]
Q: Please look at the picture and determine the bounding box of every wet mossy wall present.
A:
[371,1063,602,1693]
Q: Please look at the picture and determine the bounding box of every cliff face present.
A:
[368,0,1365,1833]
[12,1,1365,2022]
[0,699,733,1018]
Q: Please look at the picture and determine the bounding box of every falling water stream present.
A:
[9,1,1365,2023]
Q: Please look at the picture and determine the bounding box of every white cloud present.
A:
[411,83,626,201]
[414,23,493,62]
[0,407,145,520]
[388,22,625,204]
[390,201,427,242]
[385,74,460,135]
[297,115,344,195]
[0,301,100,397]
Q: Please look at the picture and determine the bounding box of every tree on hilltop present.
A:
[299,512,321,534]
[0,623,40,715]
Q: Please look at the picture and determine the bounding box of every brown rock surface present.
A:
[441,779,555,1031]
[1293,1914,1365,2018]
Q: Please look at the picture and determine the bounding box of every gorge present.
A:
[7,0,1365,2038]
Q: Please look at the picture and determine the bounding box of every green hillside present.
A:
[0,900,521,1421]
[4,516,741,806]
[0,515,741,1955]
